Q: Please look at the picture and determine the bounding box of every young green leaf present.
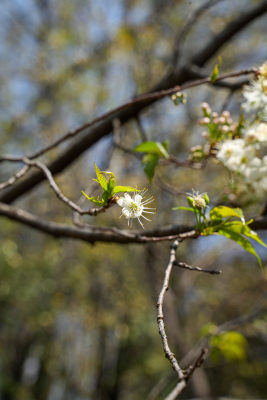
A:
[143,153,159,183]
[134,141,169,159]
[217,228,262,268]
[107,175,116,193]
[112,186,138,194]
[172,206,195,212]
[210,206,244,223]
[210,64,219,83]
[81,191,104,206]
[242,225,267,248]
[94,163,108,190]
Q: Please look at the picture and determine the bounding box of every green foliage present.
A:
[143,154,159,183]
[82,163,137,206]
[204,205,266,268]
[174,197,266,267]
[210,56,222,83]
[210,205,245,222]
[172,206,195,212]
[134,141,169,158]
[210,331,247,362]
[134,141,169,182]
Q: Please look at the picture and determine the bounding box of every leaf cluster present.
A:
[174,202,266,267]
[82,163,137,206]
[203,206,266,268]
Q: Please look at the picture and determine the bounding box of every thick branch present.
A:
[0,200,267,244]
[191,0,267,67]
[0,201,197,244]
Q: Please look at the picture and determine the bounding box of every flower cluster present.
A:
[205,61,267,198]
[199,103,236,141]
[190,104,239,162]
[217,122,267,197]
[242,62,267,118]
[245,122,267,144]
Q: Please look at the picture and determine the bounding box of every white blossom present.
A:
[116,191,156,228]
[242,79,267,116]
[245,122,267,144]
[216,139,255,172]
[240,157,262,182]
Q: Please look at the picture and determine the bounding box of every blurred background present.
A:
[0,0,267,399]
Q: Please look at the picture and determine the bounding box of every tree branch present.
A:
[0,69,256,204]
[1,200,267,245]
[174,261,221,275]
[0,201,198,244]
[191,0,267,67]
[157,240,187,396]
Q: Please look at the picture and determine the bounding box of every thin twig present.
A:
[163,348,208,400]
[172,0,224,65]
[112,118,142,157]
[0,165,30,191]
[174,261,222,275]
[23,158,109,216]
[0,68,255,166]
[157,240,187,396]
[184,348,208,380]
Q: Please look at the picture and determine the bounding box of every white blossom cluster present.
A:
[242,66,267,118]
[217,131,267,196]
[216,62,267,197]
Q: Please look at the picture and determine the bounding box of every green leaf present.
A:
[81,191,104,206]
[112,186,138,194]
[143,154,159,183]
[210,206,244,223]
[210,64,219,83]
[107,175,116,193]
[242,225,267,248]
[172,206,195,212]
[94,163,107,190]
[210,57,222,83]
[134,141,169,159]
[211,331,247,362]
[220,221,266,247]
[217,227,262,268]
[220,221,245,233]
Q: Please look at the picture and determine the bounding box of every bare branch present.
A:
[185,63,250,90]
[174,261,222,275]
[0,165,30,191]
[0,201,198,244]
[1,197,267,244]
[191,0,267,67]
[172,0,224,65]
[0,69,256,204]
[157,240,187,394]
[163,380,186,400]
[25,158,108,216]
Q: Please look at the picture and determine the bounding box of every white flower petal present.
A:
[122,208,131,219]
[133,194,142,204]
